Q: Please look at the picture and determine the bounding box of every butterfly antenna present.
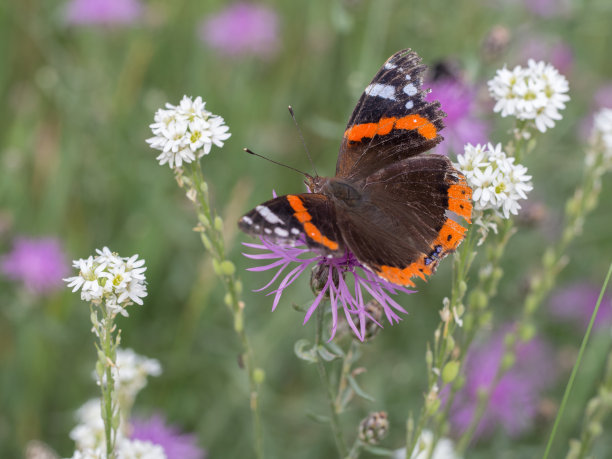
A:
[288,105,318,177]
[243,148,311,178]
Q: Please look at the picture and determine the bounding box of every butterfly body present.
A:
[239,49,473,287]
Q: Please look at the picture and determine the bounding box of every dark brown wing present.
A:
[337,155,472,287]
[238,193,345,255]
[336,49,446,181]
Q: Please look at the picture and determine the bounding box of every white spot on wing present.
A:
[264,228,272,234]
[403,83,417,96]
[405,100,414,110]
[274,227,289,237]
[405,74,412,80]
[255,205,283,224]
[291,228,301,235]
[241,216,253,225]
[365,83,396,101]
[384,62,397,70]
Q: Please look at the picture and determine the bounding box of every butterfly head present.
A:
[304,174,325,194]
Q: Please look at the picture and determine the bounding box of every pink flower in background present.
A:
[425,78,489,157]
[548,282,612,331]
[65,0,143,26]
[579,84,612,139]
[1,237,69,294]
[524,0,571,17]
[131,414,206,459]
[519,39,574,75]
[199,3,280,59]
[447,326,556,440]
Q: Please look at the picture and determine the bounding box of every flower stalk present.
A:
[315,305,349,458]
[186,161,264,459]
[455,114,611,451]
[64,248,148,458]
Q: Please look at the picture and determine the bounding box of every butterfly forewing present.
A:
[336,49,446,180]
[238,193,345,255]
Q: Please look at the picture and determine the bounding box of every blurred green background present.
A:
[1,0,612,457]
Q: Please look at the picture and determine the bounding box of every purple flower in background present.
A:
[131,414,206,459]
[548,282,612,331]
[518,38,574,75]
[243,238,414,341]
[1,237,69,295]
[199,3,280,59]
[65,0,143,26]
[579,84,612,140]
[425,78,489,157]
[448,326,556,440]
[524,0,571,17]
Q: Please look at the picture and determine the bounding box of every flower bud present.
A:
[359,299,384,342]
[358,411,389,445]
[310,263,339,297]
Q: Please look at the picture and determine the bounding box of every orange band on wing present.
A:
[375,217,470,287]
[303,222,339,251]
[434,218,467,252]
[446,176,473,223]
[344,114,437,142]
[286,195,339,251]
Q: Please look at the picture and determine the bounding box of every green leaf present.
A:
[346,374,375,402]
[306,411,330,424]
[294,339,318,363]
[362,444,394,456]
[317,345,341,362]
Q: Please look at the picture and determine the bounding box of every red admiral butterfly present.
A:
[239,49,472,287]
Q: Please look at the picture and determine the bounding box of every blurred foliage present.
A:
[1,0,612,458]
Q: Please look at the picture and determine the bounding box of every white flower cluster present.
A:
[592,107,612,162]
[95,348,162,402]
[488,60,569,133]
[69,349,163,459]
[68,440,165,459]
[64,247,147,317]
[456,143,533,219]
[392,430,461,459]
[146,95,231,169]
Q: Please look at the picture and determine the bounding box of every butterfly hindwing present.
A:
[336,49,446,180]
[238,193,345,255]
[335,155,472,286]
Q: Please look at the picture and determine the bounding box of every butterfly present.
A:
[238,49,472,287]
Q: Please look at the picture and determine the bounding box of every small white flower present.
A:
[67,448,105,459]
[147,95,231,169]
[69,399,108,452]
[64,248,147,314]
[392,430,461,459]
[488,60,569,133]
[592,107,612,163]
[94,348,162,403]
[117,439,166,459]
[456,143,533,219]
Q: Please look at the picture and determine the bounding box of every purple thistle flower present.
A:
[425,78,489,157]
[1,236,69,295]
[548,282,612,331]
[447,325,556,440]
[198,3,280,59]
[243,237,414,341]
[64,0,143,26]
[131,414,206,459]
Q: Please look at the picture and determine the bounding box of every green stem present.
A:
[315,305,349,458]
[543,262,612,459]
[97,307,117,459]
[188,162,264,459]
